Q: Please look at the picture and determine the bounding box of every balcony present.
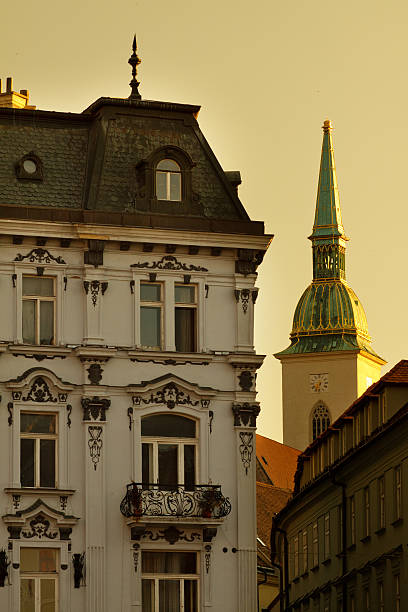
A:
[120,483,231,520]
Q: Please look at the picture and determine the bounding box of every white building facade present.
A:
[0,62,270,611]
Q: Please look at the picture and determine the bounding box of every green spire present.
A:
[309,120,347,281]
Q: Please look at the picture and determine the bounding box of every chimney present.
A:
[225,171,242,196]
[0,77,35,109]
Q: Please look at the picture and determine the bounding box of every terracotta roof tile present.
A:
[257,482,292,566]
[256,434,300,490]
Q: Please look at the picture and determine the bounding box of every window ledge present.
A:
[391,517,403,527]
[9,345,71,360]
[74,346,117,361]
[360,535,371,543]
[346,544,356,552]
[128,349,212,366]
[5,487,75,497]
[322,558,331,566]
[310,565,319,573]
[375,527,386,535]
[300,571,309,578]
[292,577,300,584]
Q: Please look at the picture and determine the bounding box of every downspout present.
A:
[270,518,289,611]
[330,471,347,612]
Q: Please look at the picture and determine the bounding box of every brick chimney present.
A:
[0,77,36,109]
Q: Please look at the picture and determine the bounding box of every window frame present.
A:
[20,547,59,612]
[155,159,182,202]
[378,476,385,529]
[175,283,198,353]
[20,411,58,489]
[363,486,370,538]
[22,275,56,346]
[395,465,402,521]
[141,550,200,612]
[312,521,319,567]
[311,402,330,441]
[324,512,330,560]
[140,282,164,350]
[141,414,198,487]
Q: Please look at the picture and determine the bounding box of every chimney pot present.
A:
[6,77,12,93]
[20,89,28,98]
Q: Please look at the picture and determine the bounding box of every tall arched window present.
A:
[155,159,181,201]
[312,403,330,440]
[141,414,197,489]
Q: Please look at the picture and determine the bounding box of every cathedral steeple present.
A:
[310,120,347,281]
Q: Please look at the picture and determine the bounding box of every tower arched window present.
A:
[312,403,330,440]
[155,159,181,201]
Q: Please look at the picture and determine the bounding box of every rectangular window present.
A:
[175,285,197,352]
[140,283,163,349]
[395,574,400,612]
[302,529,308,573]
[378,582,384,612]
[312,522,318,567]
[22,276,55,345]
[20,548,58,612]
[338,504,343,554]
[395,465,402,520]
[364,587,370,611]
[324,512,330,560]
[350,496,356,546]
[364,487,370,538]
[294,535,299,577]
[378,477,385,529]
[142,551,198,611]
[20,413,57,488]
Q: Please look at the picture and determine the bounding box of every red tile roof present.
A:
[257,482,292,566]
[256,434,300,491]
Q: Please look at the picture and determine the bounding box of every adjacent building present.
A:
[271,360,408,611]
[0,41,271,612]
[275,120,385,451]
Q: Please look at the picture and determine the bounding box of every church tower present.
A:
[275,120,385,451]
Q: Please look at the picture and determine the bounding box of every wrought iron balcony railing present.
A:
[120,483,232,519]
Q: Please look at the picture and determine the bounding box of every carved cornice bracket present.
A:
[232,403,260,428]
[81,396,110,422]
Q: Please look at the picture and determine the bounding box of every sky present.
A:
[2,0,408,441]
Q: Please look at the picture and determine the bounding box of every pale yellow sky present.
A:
[2,0,407,441]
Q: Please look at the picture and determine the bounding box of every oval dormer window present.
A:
[22,159,38,174]
[156,159,181,201]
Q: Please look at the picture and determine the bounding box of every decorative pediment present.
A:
[3,499,78,541]
[5,368,76,402]
[128,374,217,411]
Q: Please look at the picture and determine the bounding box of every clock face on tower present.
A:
[309,373,329,393]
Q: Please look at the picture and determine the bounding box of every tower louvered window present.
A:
[312,403,330,440]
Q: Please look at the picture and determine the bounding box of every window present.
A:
[338,504,343,554]
[324,512,330,560]
[312,522,318,567]
[142,551,198,611]
[141,414,197,489]
[156,159,181,201]
[394,574,400,612]
[312,403,330,440]
[364,487,370,538]
[20,413,57,488]
[294,535,299,577]
[378,582,384,612]
[302,529,308,573]
[20,548,58,612]
[395,465,402,520]
[378,477,385,529]
[140,283,163,349]
[22,276,55,345]
[175,285,197,352]
[364,587,370,611]
[350,496,356,546]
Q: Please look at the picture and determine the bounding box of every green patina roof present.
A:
[276,120,382,359]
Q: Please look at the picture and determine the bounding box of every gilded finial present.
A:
[323,119,332,133]
[128,35,141,100]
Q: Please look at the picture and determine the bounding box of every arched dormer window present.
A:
[134,146,202,216]
[156,159,181,201]
[312,402,330,440]
[141,413,197,489]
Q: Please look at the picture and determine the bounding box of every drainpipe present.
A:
[330,471,347,612]
[270,518,289,611]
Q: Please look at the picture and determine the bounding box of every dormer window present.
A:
[155,159,181,201]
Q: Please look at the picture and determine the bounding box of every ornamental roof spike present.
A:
[128,34,141,100]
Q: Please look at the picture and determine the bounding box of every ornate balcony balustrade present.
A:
[120,483,231,520]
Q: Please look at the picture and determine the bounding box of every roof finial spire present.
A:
[128,34,141,100]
